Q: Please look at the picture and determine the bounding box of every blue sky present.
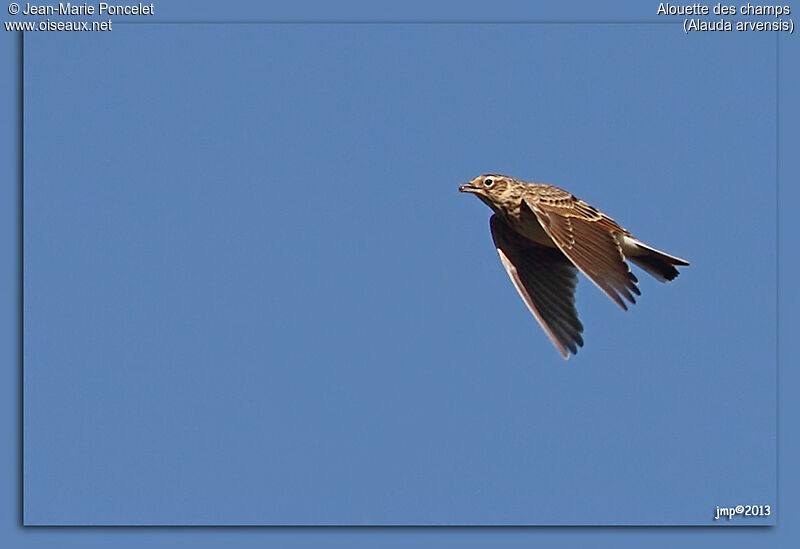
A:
[3,0,798,545]
[21,21,777,526]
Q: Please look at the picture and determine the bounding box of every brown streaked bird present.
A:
[459,174,689,359]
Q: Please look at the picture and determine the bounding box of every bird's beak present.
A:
[459,183,477,193]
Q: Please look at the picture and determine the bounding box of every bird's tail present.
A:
[624,237,689,282]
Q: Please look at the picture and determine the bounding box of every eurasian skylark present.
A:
[459,174,689,359]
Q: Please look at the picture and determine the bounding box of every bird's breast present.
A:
[503,205,557,248]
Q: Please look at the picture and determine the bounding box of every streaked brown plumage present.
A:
[459,174,689,359]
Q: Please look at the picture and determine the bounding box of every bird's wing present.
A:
[522,190,640,310]
[490,215,584,359]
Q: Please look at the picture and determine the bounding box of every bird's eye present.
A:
[483,178,494,188]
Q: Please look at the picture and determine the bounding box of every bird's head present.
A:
[459,174,519,214]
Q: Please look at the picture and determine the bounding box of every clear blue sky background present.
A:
[3,0,799,545]
[22,13,776,526]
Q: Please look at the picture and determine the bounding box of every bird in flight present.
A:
[459,174,689,359]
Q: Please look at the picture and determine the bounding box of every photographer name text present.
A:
[20,2,153,15]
